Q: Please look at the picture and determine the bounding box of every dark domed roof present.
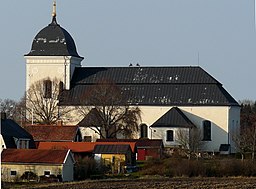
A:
[26,17,83,58]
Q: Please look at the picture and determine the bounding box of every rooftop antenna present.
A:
[254,0,256,31]
[197,51,200,66]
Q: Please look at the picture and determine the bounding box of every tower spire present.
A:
[52,0,56,18]
[50,0,58,25]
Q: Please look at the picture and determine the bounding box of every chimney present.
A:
[1,112,6,120]
[56,120,63,126]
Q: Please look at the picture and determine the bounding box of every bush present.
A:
[39,174,59,183]
[74,157,97,180]
[20,171,38,182]
[140,158,256,177]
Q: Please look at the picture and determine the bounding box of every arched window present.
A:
[140,124,148,138]
[203,120,211,141]
[166,130,174,141]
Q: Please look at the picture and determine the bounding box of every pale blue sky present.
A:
[1,0,256,101]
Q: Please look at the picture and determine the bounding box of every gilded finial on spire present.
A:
[52,0,56,18]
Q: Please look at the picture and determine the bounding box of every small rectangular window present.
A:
[166,130,174,141]
[83,136,92,142]
[18,139,30,149]
[44,171,50,176]
[10,171,17,176]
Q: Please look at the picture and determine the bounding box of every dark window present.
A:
[44,80,52,98]
[18,139,29,149]
[140,124,148,138]
[166,130,174,141]
[203,120,211,141]
[10,171,17,176]
[44,171,50,176]
[83,136,92,142]
[59,81,64,94]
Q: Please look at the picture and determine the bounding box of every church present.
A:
[24,2,240,153]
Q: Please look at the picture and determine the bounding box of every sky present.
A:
[1,0,256,102]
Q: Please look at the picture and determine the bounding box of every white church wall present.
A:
[61,105,239,152]
[25,56,82,91]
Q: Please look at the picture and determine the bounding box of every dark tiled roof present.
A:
[25,17,82,58]
[1,149,70,164]
[23,125,79,142]
[69,67,220,84]
[59,66,238,106]
[77,108,103,127]
[151,107,195,128]
[93,144,131,154]
[1,119,35,148]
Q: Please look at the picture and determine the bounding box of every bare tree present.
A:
[176,127,203,159]
[237,100,256,160]
[25,77,70,124]
[232,124,256,160]
[76,80,141,139]
[0,98,18,118]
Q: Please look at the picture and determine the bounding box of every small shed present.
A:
[96,139,163,161]
[93,144,134,173]
[136,139,164,160]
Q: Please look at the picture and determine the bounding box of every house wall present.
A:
[0,134,6,152]
[101,154,126,173]
[1,163,63,182]
[79,127,100,142]
[137,148,161,160]
[101,154,126,165]
[62,153,74,182]
[228,106,241,153]
[151,127,190,148]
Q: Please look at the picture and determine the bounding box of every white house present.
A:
[24,2,240,153]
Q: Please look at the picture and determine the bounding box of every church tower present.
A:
[24,1,83,92]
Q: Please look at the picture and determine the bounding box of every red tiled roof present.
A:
[38,141,137,153]
[38,142,95,153]
[23,125,78,141]
[1,149,69,164]
[96,139,163,148]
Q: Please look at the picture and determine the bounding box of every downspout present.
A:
[227,106,231,154]
[63,56,68,90]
